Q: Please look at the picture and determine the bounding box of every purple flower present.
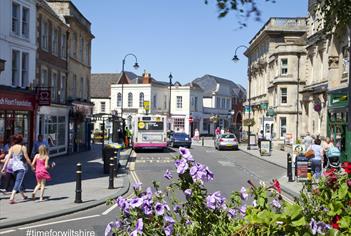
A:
[185,219,192,225]
[173,204,181,213]
[272,199,281,209]
[131,218,143,236]
[190,163,214,184]
[116,196,126,209]
[240,187,248,201]
[164,215,175,224]
[155,202,165,216]
[206,191,226,210]
[317,222,331,234]
[145,187,153,200]
[228,208,237,218]
[179,147,193,160]
[310,218,317,235]
[252,200,257,207]
[239,204,246,216]
[184,189,192,198]
[130,197,143,208]
[142,203,153,216]
[175,158,189,174]
[164,224,174,236]
[132,182,142,191]
[164,169,173,180]
[105,221,121,236]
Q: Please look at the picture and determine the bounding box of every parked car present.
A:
[214,133,239,150]
[168,132,192,148]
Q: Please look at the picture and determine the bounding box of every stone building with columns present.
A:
[244,17,307,145]
[302,0,350,161]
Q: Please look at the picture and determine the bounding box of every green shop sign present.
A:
[331,94,348,106]
[266,107,276,117]
[260,103,268,110]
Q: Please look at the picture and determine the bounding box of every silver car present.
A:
[215,133,239,150]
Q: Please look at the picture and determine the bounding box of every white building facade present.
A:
[0,0,37,150]
[0,0,36,88]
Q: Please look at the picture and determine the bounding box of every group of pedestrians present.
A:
[0,134,53,204]
[302,132,339,178]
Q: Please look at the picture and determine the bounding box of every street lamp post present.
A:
[121,53,139,118]
[168,73,173,130]
[232,45,252,150]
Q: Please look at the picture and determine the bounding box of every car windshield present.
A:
[173,133,188,138]
[221,134,235,139]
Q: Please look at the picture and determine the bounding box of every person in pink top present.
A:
[31,145,52,201]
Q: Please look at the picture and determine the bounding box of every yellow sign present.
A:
[143,101,150,111]
[156,117,160,121]
[138,121,145,129]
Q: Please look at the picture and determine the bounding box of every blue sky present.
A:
[73,0,307,89]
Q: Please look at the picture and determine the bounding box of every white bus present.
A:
[132,115,167,150]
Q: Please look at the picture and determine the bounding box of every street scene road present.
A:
[0,144,291,236]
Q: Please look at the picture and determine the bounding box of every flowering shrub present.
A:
[105,148,351,236]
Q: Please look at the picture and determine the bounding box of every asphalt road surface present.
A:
[0,145,287,236]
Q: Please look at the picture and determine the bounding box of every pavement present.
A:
[192,138,304,198]
[0,144,131,229]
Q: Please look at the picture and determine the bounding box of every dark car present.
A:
[169,132,192,148]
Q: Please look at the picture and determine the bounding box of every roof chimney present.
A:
[142,70,151,84]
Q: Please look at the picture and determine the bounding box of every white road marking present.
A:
[102,203,117,215]
[218,160,236,167]
[0,230,16,235]
[18,214,100,230]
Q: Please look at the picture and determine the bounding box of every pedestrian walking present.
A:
[31,134,48,159]
[31,145,52,201]
[1,134,33,204]
[193,128,200,141]
[309,138,323,179]
[1,136,15,192]
[303,132,314,150]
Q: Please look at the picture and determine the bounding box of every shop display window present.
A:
[43,115,67,155]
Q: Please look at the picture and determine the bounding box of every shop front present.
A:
[0,86,36,151]
[69,101,93,153]
[327,89,350,162]
[36,105,69,157]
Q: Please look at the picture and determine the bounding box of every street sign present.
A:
[188,116,193,123]
[144,101,150,111]
[37,88,51,106]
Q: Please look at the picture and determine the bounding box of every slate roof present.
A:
[192,74,246,98]
[90,73,120,98]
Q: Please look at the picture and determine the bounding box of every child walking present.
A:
[31,145,51,201]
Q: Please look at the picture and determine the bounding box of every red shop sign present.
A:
[37,89,51,106]
[0,89,35,111]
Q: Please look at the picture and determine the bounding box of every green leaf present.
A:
[291,216,306,227]
[339,216,351,229]
[338,183,348,199]
[284,204,302,220]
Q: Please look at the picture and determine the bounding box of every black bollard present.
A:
[307,160,312,192]
[74,163,82,203]
[287,153,293,182]
[108,157,114,189]
[202,137,204,146]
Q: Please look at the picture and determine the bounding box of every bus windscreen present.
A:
[138,121,164,131]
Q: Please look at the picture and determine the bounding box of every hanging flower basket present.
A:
[314,103,322,112]
[209,115,219,123]
[72,110,85,123]
[243,118,255,127]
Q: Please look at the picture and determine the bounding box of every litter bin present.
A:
[102,143,123,174]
